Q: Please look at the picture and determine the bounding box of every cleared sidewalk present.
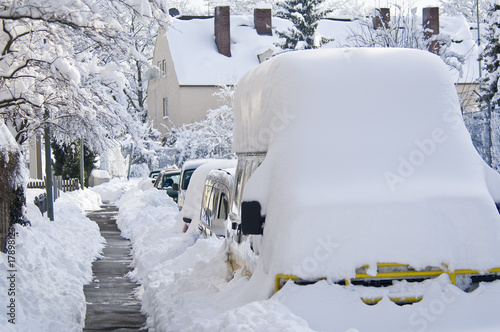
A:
[83,204,146,331]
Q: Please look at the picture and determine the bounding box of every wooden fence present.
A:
[28,177,80,200]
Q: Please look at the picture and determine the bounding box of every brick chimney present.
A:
[215,6,231,57]
[373,8,390,30]
[423,7,440,55]
[254,8,272,35]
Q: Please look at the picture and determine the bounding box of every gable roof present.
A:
[166,13,479,86]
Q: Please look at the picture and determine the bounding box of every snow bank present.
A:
[90,177,144,202]
[114,179,500,331]
[0,189,105,331]
[234,48,500,281]
[113,179,194,282]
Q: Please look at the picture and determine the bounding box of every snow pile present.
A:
[110,179,500,331]
[234,48,500,281]
[0,120,19,157]
[114,179,196,282]
[168,15,281,85]
[90,177,143,203]
[0,189,105,331]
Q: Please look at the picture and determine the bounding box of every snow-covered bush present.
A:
[0,121,28,251]
[344,6,464,75]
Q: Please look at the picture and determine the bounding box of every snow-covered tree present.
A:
[224,0,275,14]
[0,0,170,153]
[275,0,333,51]
[0,120,28,251]
[473,1,500,169]
[165,85,236,166]
[439,0,490,23]
[325,0,371,18]
[345,6,464,76]
[478,2,500,111]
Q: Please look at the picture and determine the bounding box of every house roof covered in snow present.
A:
[166,11,480,86]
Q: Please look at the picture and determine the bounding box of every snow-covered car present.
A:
[199,168,235,237]
[149,168,176,183]
[176,159,214,211]
[228,47,500,303]
[153,169,181,202]
[176,159,237,229]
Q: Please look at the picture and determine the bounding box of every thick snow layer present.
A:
[0,120,19,155]
[0,189,104,331]
[103,179,500,331]
[167,14,478,86]
[90,178,144,202]
[168,15,280,85]
[234,48,500,281]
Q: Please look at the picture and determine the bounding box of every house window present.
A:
[163,98,168,118]
[162,60,167,77]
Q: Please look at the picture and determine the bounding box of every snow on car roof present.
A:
[235,47,500,280]
[177,159,237,231]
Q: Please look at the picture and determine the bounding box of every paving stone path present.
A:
[83,204,146,331]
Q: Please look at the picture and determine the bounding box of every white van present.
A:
[228,48,500,302]
[176,159,212,211]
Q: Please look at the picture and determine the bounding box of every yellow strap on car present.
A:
[275,264,500,302]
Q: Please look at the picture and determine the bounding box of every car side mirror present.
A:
[172,183,179,191]
[241,201,265,235]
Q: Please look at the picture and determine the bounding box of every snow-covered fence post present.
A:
[53,175,62,200]
[0,121,27,252]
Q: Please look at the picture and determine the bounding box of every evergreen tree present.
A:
[52,142,97,187]
[275,0,333,51]
[475,1,500,170]
[479,2,500,111]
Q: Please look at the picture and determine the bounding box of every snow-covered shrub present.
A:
[0,121,28,252]
[165,85,236,166]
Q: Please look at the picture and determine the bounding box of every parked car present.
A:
[149,168,176,181]
[153,170,181,202]
[199,168,235,237]
[176,159,213,211]
[177,159,237,227]
[228,47,500,302]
